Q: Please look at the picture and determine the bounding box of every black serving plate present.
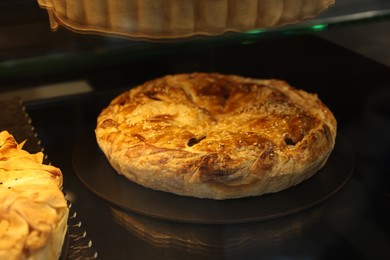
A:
[72,129,354,224]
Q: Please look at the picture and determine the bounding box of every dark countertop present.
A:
[19,34,390,259]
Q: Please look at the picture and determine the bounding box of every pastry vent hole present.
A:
[144,91,162,101]
[284,137,296,146]
[187,136,206,147]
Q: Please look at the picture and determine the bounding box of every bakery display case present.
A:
[1,0,390,259]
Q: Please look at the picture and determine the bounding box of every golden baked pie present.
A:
[95,73,337,199]
[0,131,69,259]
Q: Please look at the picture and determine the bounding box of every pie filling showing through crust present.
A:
[95,73,337,200]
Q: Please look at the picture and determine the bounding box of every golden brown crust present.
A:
[38,0,335,39]
[96,73,337,199]
[0,131,68,260]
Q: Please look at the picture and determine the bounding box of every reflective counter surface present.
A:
[15,34,390,259]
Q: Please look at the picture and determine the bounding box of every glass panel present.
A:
[1,0,389,81]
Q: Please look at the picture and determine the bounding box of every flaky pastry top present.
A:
[96,73,337,199]
[0,131,68,260]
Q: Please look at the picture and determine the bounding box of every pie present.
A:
[38,0,335,39]
[0,131,69,259]
[95,73,337,199]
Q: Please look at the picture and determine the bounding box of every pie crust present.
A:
[95,73,337,199]
[37,0,335,39]
[0,131,69,259]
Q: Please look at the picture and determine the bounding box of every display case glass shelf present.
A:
[1,0,390,82]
